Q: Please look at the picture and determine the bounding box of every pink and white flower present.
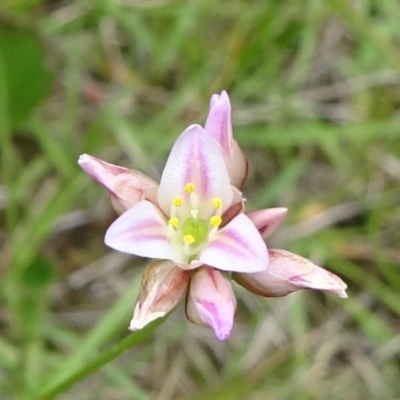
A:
[78,90,347,341]
[104,125,268,274]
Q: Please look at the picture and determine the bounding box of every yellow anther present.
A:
[210,215,222,227]
[184,183,195,194]
[212,198,223,209]
[168,217,180,228]
[172,196,183,207]
[183,234,195,244]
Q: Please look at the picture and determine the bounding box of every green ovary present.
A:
[182,217,208,244]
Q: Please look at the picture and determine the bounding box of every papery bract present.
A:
[233,249,348,298]
[186,266,236,341]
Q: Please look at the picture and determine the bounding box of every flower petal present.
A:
[200,214,268,273]
[157,124,233,216]
[105,200,175,260]
[78,154,157,213]
[233,249,348,298]
[204,91,248,188]
[130,260,190,330]
[247,207,288,239]
[186,267,236,341]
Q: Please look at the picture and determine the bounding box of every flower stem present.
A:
[36,318,163,400]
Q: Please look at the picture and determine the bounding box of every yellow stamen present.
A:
[212,198,223,209]
[210,215,222,227]
[168,217,180,228]
[183,234,195,244]
[184,183,195,194]
[172,196,183,207]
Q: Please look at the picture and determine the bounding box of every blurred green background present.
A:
[1,0,400,399]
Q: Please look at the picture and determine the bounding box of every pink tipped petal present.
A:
[158,124,233,215]
[130,260,191,330]
[233,249,348,298]
[105,200,175,260]
[200,214,268,273]
[186,267,236,341]
[247,208,288,239]
[193,299,234,341]
[204,92,248,188]
[205,90,232,151]
[78,154,156,213]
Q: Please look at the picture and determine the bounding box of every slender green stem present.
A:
[36,318,163,400]
[0,49,17,233]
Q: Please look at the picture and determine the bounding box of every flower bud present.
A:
[78,154,156,214]
[130,260,191,330]
[205,91,248,189]
[233,249,347,298]
[247,208,287,239]
[186,266,236,340]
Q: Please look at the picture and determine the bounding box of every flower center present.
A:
[182,216,208,244]
[167,182,223,261]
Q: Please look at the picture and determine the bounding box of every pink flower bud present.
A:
[186,266,236,340]
[247,207,288,238]
[78,154,156,214]
[233,249,347,298]
[205,91,248,188]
